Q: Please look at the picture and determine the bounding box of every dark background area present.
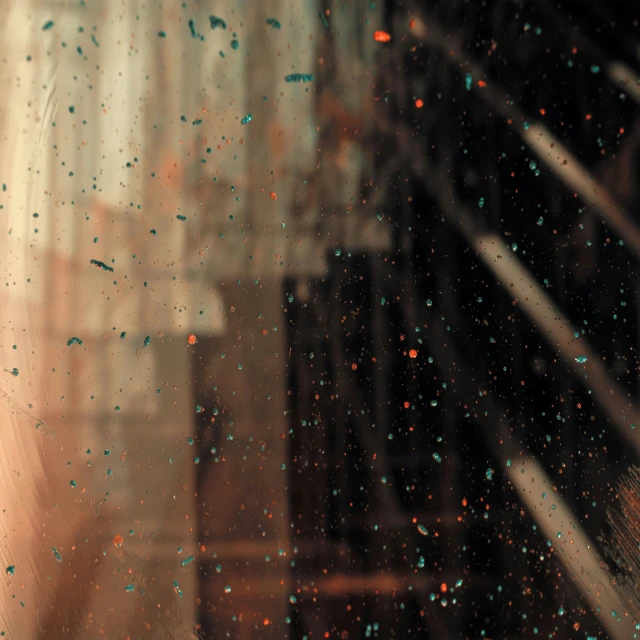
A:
[275,0,640,638]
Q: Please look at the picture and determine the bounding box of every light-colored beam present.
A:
[506,456,634,639]
[476,233,640,456]
[410,15,640,258]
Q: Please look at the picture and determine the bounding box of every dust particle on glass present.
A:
[51,547,62,563]
[70,479,77,488]
[89,259,114,273]
[231,39,239,49]
[181,555,195,566]
[284,73,314,83]
[433,452,442,463]
[241,114,252,125]
[42,20,54,31]
[266,18,281,29]
[318,11,329,29]
[486,468,494,480]
[575,355,588,363]
[173,581,184,598]
[465,73,473,91]
[143,336,151,348]
[5,566,14,576]
[210,16,227,29]
[158,31,166,38]
[124,584,135,593]
[66,337,83,346]
[176,215,186,221]
[417,524,428,536]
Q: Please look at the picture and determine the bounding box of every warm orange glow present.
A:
[415,99,424,108]
[113,534,124,547]
[409,349,418,358]
[270,191,277,200]
[188,333,197,345]
[374,30,392,43]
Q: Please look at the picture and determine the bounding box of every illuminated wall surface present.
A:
[0,0,640,638]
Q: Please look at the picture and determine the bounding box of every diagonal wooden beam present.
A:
[426,316,633,638]
[389,111,640,458]
[410,15,640,258]
[507,456,634,639]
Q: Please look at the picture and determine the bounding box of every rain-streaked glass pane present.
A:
[1,1,640,639]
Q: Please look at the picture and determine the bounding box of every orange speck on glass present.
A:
[373,30,391,43]
[415,99,424,108]
[263,618,270,626]
[113,534,124,547]
[409,349,418,358]
[440,583,447,593]
[270,191,277,200]
[351,363,358,371]
[188,333,197,345]
[409,18,416,28]
[477,80,487,87]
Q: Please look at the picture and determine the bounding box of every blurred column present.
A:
[194,1,319,639]
[0,0,225,637]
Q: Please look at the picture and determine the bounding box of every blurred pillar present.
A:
[194,2,319,638]
[0,0,224,637]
